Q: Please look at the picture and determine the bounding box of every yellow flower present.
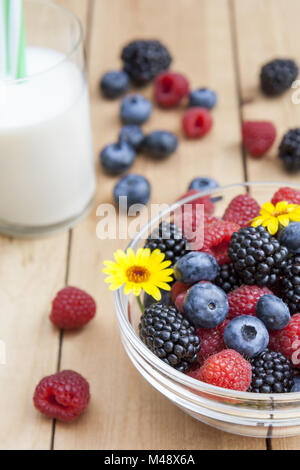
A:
[252,201,300,235]
[103,248,174,301]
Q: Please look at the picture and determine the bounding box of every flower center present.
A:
[126,266,150,284]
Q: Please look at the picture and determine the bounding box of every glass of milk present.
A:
[0,0,96,237]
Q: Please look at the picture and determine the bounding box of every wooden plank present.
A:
[54,0,265,450]
[233,0,300,449]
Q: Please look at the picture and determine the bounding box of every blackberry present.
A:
[249,349,294,393]
[139,303,200,372]
[121,40,172,85]
[260,59,298,96]
[280,255,300,315]
[279,129,300,172]
[215,263,241,293]
[145,222,187,266]
[228,226,288,287]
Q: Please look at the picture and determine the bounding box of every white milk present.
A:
[0,47,96,228]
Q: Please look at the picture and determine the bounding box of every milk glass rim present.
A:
[3,0,84,85]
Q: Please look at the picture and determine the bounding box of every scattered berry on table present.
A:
[272,187,300,206]
[121,39,172,85]
[279,223,300,254]
[224,315,269,358]
[280,255,300,315]
[227,285,273,320]
[100,141,136,175]
[255,294,291,331]
[214,263,241,293]
[143,130,178,158]
[188,177,219,192]
[50,286,96,330]
[119,125,145,151]
[155,71,189,108]
[279,128,300,172]
[114,174,151,209]
[242,121,276,158]
[139,303,200,372]
[100,70,130,99]
[291,376,300,392]
[223,194,260,227]
[196,320,230,365]
[200,219,240,265]
[144,222,187,266]
[249,349,294,393]
[228,226,288,287]
[260,58,298,96]
[197,349,252,392]
[174,251,219,284]
[144,290,171,309]
[183,282,229,329]
[182,107,213,139]
[120,94,152,125]
[269,313,300,368]
[189,88,218,110]
[33,370,90,423]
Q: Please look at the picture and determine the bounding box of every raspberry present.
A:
[155,72,189,108]
[271,187,300,206]
[222,194,260,227]
[50,286,97,329]
[200,219,240,265]
[182,108,213,139]
[196,320,230,365]
[242,121,276,157]
[269,313,300,368]
[33,370,90,423]
[228,285,273,320]
[197,350,252,391]
[171,281,190,304]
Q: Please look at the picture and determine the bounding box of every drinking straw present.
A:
[0,0,8,77]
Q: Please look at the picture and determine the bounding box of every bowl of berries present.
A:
[111,182,300,438]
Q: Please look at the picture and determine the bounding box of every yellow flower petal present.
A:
[252,217,265,228]
[267,217,279,235]
[261,202,275,215]
[278,214,290,227]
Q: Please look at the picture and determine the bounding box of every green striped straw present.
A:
[1,0,26,79]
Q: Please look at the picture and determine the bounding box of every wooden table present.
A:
[2,0,300,450]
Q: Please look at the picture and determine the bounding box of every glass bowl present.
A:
[114,182,300,438]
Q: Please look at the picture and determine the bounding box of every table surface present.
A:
[2,0,300,451]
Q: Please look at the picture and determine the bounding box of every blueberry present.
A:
[100,142,136,175]
[183,282,228,328]
[188,177,220,192]
[291,376,300,392]
[279,223,300,254]
[143,131,178,159]
[255,295,291,331]
[224,315,269,358]
[189,88,218,110]
[113,174,151,209]
[100,71,130,99]
[174,252,219,284]
[120,94,152,125]
[119,125,145,151]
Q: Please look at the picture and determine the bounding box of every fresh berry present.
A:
[33,370,90,423]
[143,131,178,158]
[228,226,288,286]
[144,290,171,309]
[114,174,151,209]
[119,125,145,151]
[145,222,187,266]
[171,281,190,304]
[50,287,96,329]
[120,94,152,125]
[223,194,260,227]
[100,142,136,175]
[188,177,219,192]
[201,219,240,265]
[215,263,241,293]
[189,88,218,110]
[183,108,213,139]
[155,72,189,108]
[224,315,269,358]
[291,376,300,392]
[242,121,276,158]
[100,70,130,99]
[139,303,200,372]
[174,252,219,284]
[121,40,172,85]
[279,129,300,172]
[260,58,298,96]
[272,187,300,206]
[279,223,300,254]
[183,282,229,329]
[280,255,300,315]
[228,285,273,320]
[249,349,294,393]
[255,294,291,331]
[196,320,230,365]
[198,349,252,391]
[269,313,300,368]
